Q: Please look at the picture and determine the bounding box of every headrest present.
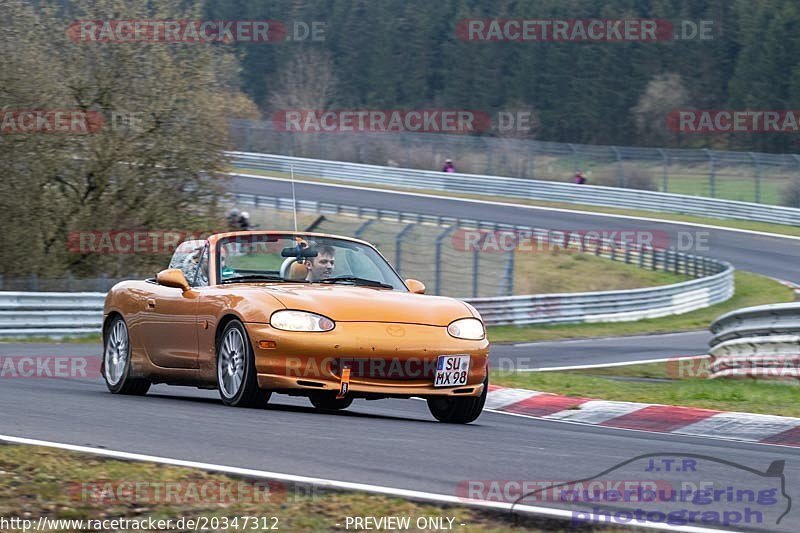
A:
[288,260,309,281]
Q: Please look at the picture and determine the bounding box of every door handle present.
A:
[146,299,156,309]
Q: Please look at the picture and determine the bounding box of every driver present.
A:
[305,244,335,282]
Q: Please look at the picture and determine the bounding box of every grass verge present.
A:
[230,168,800,238]
[0,444,599,532]
[491,357,800,417]
[487,271,795,344]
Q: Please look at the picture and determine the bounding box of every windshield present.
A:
[215,234,407,291]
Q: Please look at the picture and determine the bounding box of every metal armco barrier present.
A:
[708,303,800,380]
[0,292,106,338]
[228,151,800,226]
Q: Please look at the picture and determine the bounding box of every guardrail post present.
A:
[394,223,415,274]
[638,244,645,268]
[473,233,487,298]
[568,143,579,175]
[651,248,657,270]
[692,255,699,278]
[354,218,374,238]
[434,227,455,296]
[503,248,515,296]
[704,149,716,198]
[612,146,623,187]
[30,273,38,291]
[658,148,669,192]
[749,152,761,203]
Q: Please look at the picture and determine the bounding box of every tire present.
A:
[309,392,353,411]
[217,320,271,408]
[103,316,150,395]
[427,376,488,424]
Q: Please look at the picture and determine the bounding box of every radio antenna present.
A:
[290,164,298,232]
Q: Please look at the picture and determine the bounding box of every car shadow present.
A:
[143,392,440,424]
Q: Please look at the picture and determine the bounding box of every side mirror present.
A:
[157,268,191,292]
[405,279,426,294]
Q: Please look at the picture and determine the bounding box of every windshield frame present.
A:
[212,232,408,291]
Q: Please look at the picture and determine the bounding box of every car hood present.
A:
[262,285,473,326]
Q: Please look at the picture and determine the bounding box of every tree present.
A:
[0,0,251,278]
[268,48,339,112]
[632,73,691,147]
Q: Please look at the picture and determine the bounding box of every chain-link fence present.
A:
[7,198,720,297]
[229,119,800,206]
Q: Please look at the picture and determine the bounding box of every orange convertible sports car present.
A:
[102,231,490,423]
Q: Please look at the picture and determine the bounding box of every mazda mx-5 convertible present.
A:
[102,231,489,423]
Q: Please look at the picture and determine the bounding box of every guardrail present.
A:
[230,119,800,206]
[0,292,106,338]
[708,303,800,380]
[1,196,735,336]
[229,151,800,226]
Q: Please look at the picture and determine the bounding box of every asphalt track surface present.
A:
[3,175,800,531]
[2,369,798,532]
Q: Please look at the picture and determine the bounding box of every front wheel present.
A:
[103,316,150,395]
[427,377,488,424]
[217,320,270,408]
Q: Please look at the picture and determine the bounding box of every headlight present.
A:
[447,318,485,340]
[270,310,335,332]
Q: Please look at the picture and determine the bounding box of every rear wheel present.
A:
[217,320,270,408]
[103,316,150,395]
[309,392,353,411]
[427,376,488,424]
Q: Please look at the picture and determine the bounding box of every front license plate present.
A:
[434,355,470,387]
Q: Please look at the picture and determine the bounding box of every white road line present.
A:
[517,355,708,372]
[0,433,733,533]
[229,172,800,242]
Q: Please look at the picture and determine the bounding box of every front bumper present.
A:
[246,321,489,398]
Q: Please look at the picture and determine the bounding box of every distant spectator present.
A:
[573,171,587,184]
[237,211,251,231]
[442,158,456,173]
[227,208,241,230]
